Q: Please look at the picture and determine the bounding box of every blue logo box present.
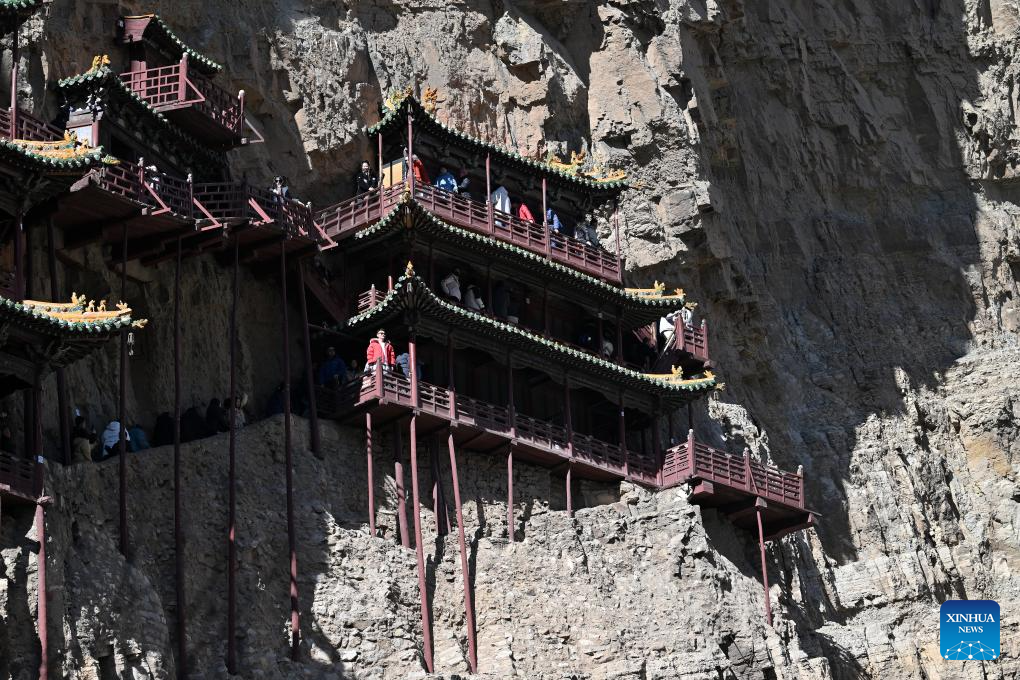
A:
[940,600,1000,661]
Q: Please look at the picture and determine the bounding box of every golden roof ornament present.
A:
[422,87,442,114]
[88,54,111,73]
[384,86,413,112]
[405,261,415,277]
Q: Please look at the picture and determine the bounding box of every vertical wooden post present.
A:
[653,410,663,486]
[409,415,434,672]
[14,207,24,300]
[118,222,128,556]
[447,432,477,673]
[616,308,623,365]
[756,505,773,627]
[395,425,410,548]
[9,26,18,139]
[407,110,414,194]
[226,238,239,674]
[281,242,301,660]
[485,152,493,234]
[597,314,604,355]
[507,446,514,542]
[45,217,69,464]
[563,374,573,458]
[377,132,383,184]
[177,54,189,101]
[702,319,709,361]
[297,263,320,455]
[541,176,547,228]
[542,285,549,336]
[430,434,449,537]
[614,199,621,259]
[173,236,187,678]
[35,502,47,680]
[506,352,515,437]
[409,332,419,406]
[618,393,627,477]
[565,464,573,518]
[366,412,376,536]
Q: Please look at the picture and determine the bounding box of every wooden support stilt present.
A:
[281,243,301,660]
[45,218,69,464]
[35,502,47,680]
[395,425,410,548]
[366,412,376,536]
[566,463,573,517]
[447,431,477,673]
[297,262,320,455]
[507,446,514,542]
[226,237,239,674]
[409,415,434,673]
[173,236,187,678]
[756,504,773,627]
[430,434,449,537]
[118,221,129,557]
[618,393,628,477]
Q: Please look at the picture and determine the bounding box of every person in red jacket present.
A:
[411,155,430,185]
[365,328,397,370]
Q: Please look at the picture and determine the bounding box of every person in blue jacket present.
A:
[434,166,459,193]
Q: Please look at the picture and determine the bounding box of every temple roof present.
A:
[117,14,222,75]
[11,294,146,334]
[0,0,40,33]
[370,95,628,196]
[0,137,107,174]
[342,271,715,407]
[349,202,690,327]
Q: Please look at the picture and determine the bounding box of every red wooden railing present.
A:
[662,432,804,510]
[356,285,384,314]
[314,184,624,283]
[85,159,194,218]
[678,318,709,361]
[0,107,65,142]
[120,58,243,135]
[0,450,40,500]
[192,182,314,238]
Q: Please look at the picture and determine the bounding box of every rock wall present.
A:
[0,0,1018,678]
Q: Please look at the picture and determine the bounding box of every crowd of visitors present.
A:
[349,156,606,250]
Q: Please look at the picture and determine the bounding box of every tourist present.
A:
[575,218,600,248]
[71,416,95,463]
[463,283,485,313]
[490,185,511,214]
[317,346,347,386]
[546,208,562,232]
[659,311,680,347]
[365,328,396,371]
[434,166,458,193]
[128,424,151,452]
[396,352,424,380]
[271,176,291,202]
[205,398,226,434]
[601,336,615,359]
[352,160,378,196]
[345,359,360,383]
[516,201,536,223]
[101,420,129,458]
[457,170,472,198]
[231,396,247,430]
[153,412,174,447]
[681,304,694,327]
[411,154,429,185]
[440,268,462,302]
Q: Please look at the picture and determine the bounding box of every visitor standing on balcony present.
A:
[458,170,472,198]
[490,185,511,214]
[366,328,397,371]
[434,166,458,193]
[441,268,462,302]
[271,176,291,202]
[464,283,485,313]
[546,208,562,233]
[411,155,430,185]
[576,217,600,248]
[352,160,379,196]
[317,346,348,386]
[101,420,129,458]
[516,201,537,223]
[659,310,680,348]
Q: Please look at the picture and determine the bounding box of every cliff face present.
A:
[1,0,1018,678]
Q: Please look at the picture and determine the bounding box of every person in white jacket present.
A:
[441,268,462,302]
[490,185,511,215]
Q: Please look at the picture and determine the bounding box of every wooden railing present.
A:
[0,450,40,500]
[678,319,709,361]
[313,183,624,283]
[120,57,243,135]
[192,182,314,237]
[0,107,65,142]
[86,159,194,218]
[356,285,385,314]
[662,432,804,510]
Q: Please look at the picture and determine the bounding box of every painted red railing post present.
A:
[409,333,419,408]
[407,110,414,195]
[654,411,663,486]
[387,275,393,292]
[9,27,18,140]
[374,360,384,400]
[485,152,493,234]
[797,465,805,510]
[137,157,145,203]
[701,319,709,360]
[507,446,514,542]
[686,429,695,476]
[365,413,376,537]
[177,54,189,102]
[376,132,383,186]
[745,448,754,496]
[564,374,573,458]
[237,90,245,135]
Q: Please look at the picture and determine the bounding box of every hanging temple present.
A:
[0,7,814,678]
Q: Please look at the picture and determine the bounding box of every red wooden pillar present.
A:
[507,352,515,437]
[281,242,301,660]
[653,410,663,486]
[45,218,69,464]
[430,433,450,537]
[395,425,410,548]
[226,238,239,674]
[756,504,773,626]
[506,446,514,542]
[613,199,621,259]
[366,412,376,536]
[615,307,623,365]
[409,415,434,672]
[177,54,189,101]
[118,222,129,556]
[563,375,573,458]
[173,237,188,678]
[35,502,47,680]
[447,432,477,673]
[485,152,493,233]
[297,263,320,455]
[541,176,547,228]
[618,394,628,477]
[377,132,383,183]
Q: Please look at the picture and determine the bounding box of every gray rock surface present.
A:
[0,0,1018,678]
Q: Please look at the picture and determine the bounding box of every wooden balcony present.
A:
[317,363,660,486]
[662,432,812,539]
[0,107,64,142]
[0,450,41,505]
[120,56,246,147]
[315,184,624,283]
